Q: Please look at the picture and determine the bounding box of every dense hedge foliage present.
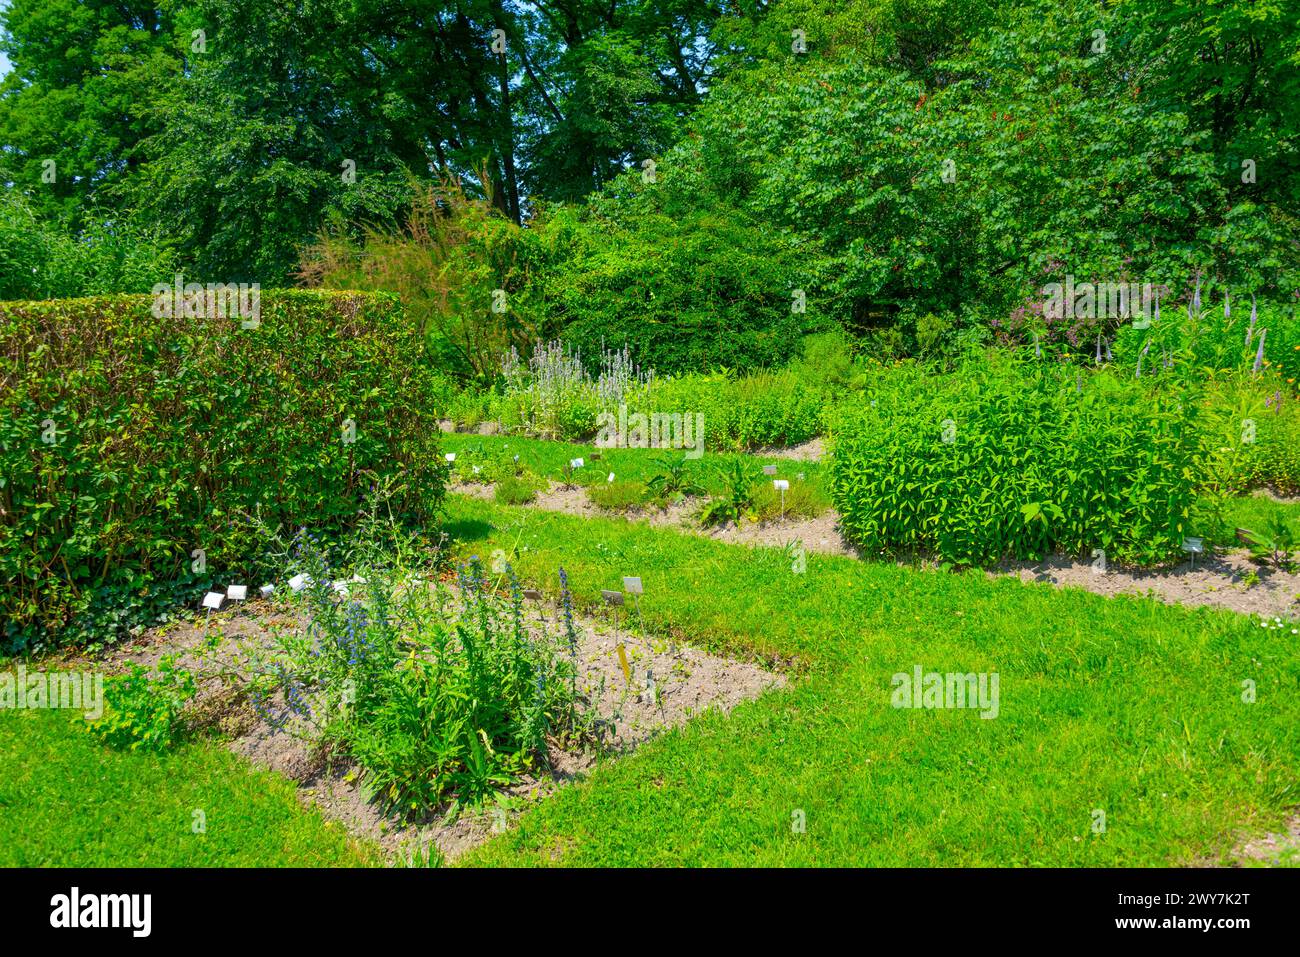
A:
[0,291,445,651]
[830,356,1202,567]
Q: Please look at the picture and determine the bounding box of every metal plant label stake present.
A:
[602,589,629,683]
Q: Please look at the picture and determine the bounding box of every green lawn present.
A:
[0,706,376,867]
[442,495,1300,866]
[440,432,831,501]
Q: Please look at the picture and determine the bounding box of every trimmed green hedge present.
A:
[0,290,445,651]
[830,356,1202,567]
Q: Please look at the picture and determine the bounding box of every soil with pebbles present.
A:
[995,551,1300,620]
[85,588,784,864]
[1226,816,1300,866]
[451,480,1300,621]
[751,436,825,462]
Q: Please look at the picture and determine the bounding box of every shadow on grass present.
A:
[440,517,494,544]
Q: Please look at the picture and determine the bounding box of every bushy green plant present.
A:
[587,479,647,512]
[87,656,196,753]
[698,460,759,527]
[248,548,591,818]
[1242,516,1298,572]
[494,474,544,506]
[540,188,817,375]
[0,194,179,301]
[1243,392,1300,494]
[831,354,1202,567]
[0,291,445,651]
[645,455,707,503]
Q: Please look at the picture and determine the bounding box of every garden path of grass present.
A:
[441,495,1300,866]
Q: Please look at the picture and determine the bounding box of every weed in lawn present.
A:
[87,655,196,752]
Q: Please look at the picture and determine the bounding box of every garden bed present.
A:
[86,587,785,863]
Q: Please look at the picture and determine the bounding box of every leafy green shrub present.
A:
[0,193,180,301]
[1241,516,1298,572]
[831,355,1202,567]
[249,549,590,817]
[0,291,446,651]
[1243,393,1300,494]
[87,656,196,753]
[541,182,817,376]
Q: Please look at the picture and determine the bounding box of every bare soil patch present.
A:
[1228,815,1300,866]
[995,551,1300,620]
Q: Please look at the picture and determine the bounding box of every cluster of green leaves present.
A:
[697,459,759,527]
[253,548,591,818]
[644,454,707,503]
[534,188,819,375]
[87,656,197,753]
[830,353,1203,567]
[0,291,446,651]
[0,193,179,301]
[1243,402,1300,494]
[1241,516,1298,573]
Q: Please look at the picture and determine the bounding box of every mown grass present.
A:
[0,704,377,867]
[442,495,1300,866]
[441,433,830,505]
